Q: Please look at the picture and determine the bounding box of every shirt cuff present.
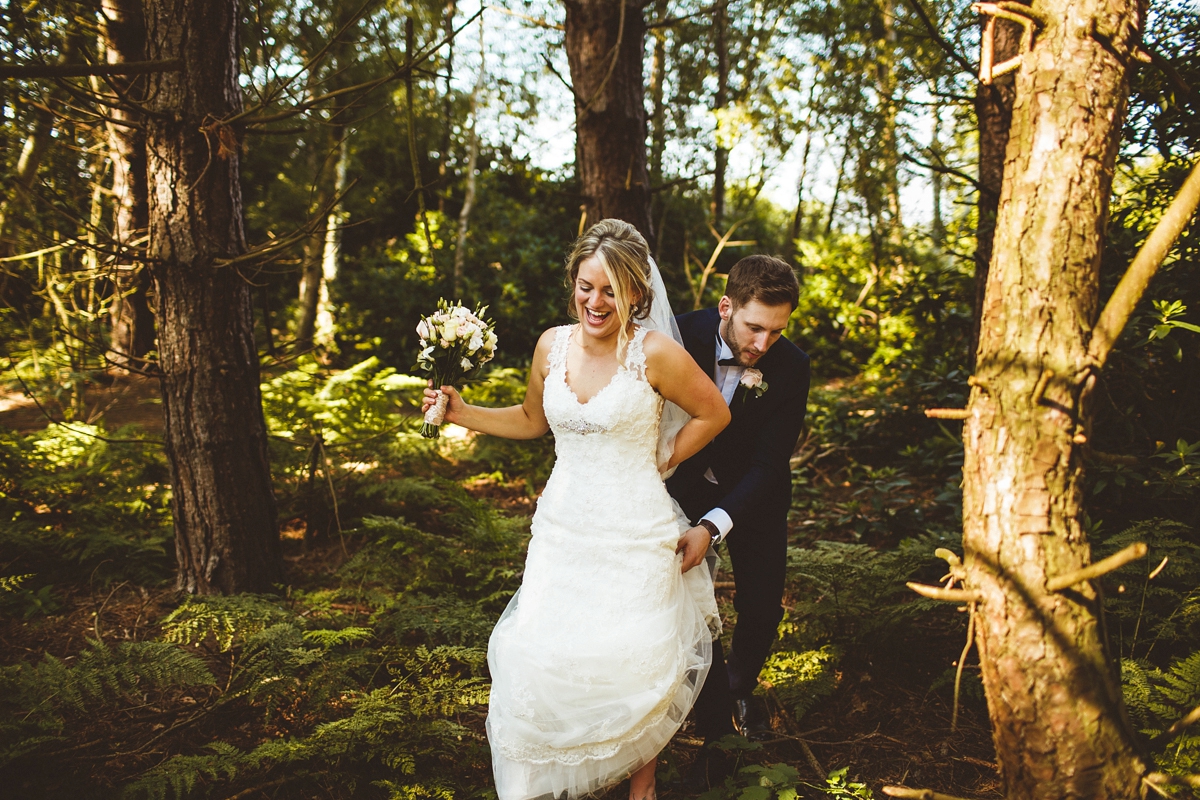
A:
[701,508,733,543]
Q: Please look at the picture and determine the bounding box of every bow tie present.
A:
[718,357,742,367]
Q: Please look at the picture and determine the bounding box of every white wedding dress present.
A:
[487,325,719,800]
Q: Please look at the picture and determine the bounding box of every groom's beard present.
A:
[720,319,765,367]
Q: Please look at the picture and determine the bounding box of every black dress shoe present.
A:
[733,696,772,741]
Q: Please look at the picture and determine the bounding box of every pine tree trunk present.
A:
[102,0,156,369]
[971,5,1024,368]
[143,0,281,595]
[962,0,1149,795]
[564,0,655,247]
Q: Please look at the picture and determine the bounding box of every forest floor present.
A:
[0,380,1004,799]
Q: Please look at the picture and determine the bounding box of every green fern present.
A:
[161,594,298,651]
[121,742,248,800]
[1122,649,1200,774]
[0,640,213,767]
[0,573,32,592]
[759,644,842,720]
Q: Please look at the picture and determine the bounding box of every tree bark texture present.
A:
[971,6,1024,368]
[962,0,1150,796]
[143,0,282,595]
[102,0,157,368]
[564,0,655,247]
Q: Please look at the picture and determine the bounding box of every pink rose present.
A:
[740,369,763,389]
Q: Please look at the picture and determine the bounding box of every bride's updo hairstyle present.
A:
[564,218,654,357]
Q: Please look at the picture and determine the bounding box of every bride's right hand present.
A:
[422,383,466,424]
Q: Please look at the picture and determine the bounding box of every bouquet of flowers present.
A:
[414,299,498,438]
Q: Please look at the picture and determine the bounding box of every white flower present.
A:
[452,306,470,319]
[419,345,435,361]
[461,357,473,371]
[469,332,484,352]
[443,320,459,341]
[416,320,429,339]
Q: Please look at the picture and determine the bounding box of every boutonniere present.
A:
[740,368,768,400]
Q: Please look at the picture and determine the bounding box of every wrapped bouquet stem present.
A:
[414,299,498,438]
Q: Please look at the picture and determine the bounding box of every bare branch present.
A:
[1047,542,1147,592]
[1151,704,1200,748]
[883,786,979,800]
[898,0,974,74]
[925,408,970,419]
[0,59,182,79]
[906,582,982,602]
[1088,158,1200,368]
[648,1,731,29]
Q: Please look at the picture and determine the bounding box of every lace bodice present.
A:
[542,324,663,474]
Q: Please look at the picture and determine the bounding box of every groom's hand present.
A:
[676,526,711,573]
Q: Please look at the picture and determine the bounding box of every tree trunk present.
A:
[783,82,819,264]
[102,0,157,369]
[313,135,349,350]
[962,0,1149,796]
[564,0,655,247]
[452,20,485,297]
[930,91,945,249]
[438,0,457,215]
[876,0,901,244]
[143,0,282,595]
[295,120,336,350]
[647,0,666,194]
[712,2,729,228]
[971,4,1024,368]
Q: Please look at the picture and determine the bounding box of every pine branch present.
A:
[0,59,182,79]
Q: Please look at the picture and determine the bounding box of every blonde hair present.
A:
[564,219,653,359]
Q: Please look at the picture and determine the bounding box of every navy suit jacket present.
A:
[665,307,811,536]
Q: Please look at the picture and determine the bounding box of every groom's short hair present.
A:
[725,255,800,310]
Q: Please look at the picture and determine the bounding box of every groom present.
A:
[668,254,810,745]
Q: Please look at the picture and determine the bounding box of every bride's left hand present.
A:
[676,526,710,573]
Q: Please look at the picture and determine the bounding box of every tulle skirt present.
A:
[485,518,717,800]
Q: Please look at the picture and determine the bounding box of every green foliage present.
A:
[161,594,302,651]
[0,425,173,613]
[121,645,487,800]
[0,640,214,765]
[459,368,556,486]
[1122,650,1200,775]
[781,535,956,649]
[1093,519,1200,661]
[759,645,842,720]
[814,767,876,800]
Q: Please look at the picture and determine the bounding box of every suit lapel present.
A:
[684,309,720,383]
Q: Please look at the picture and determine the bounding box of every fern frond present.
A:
[122,742,247,800]
[161,594,297,651]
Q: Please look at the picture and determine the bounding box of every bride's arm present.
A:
[421,329,554,440]
[643,331,730,470]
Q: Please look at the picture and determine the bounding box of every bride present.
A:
[422,219,729,800]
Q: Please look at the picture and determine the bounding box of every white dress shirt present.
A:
[700,329,741,543]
